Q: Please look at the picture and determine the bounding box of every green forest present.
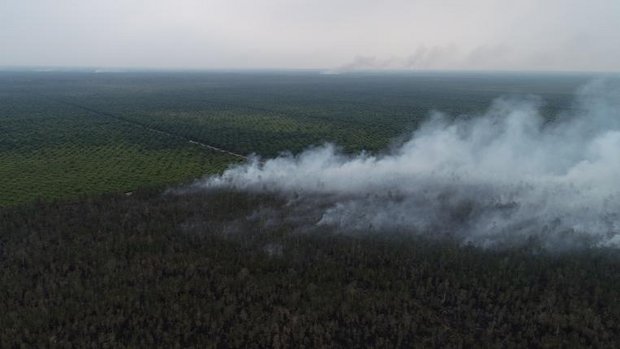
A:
[0,71,586,206]
[2,71,618,347]
[2,189,620,347]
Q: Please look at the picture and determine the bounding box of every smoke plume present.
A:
[328,45,513,73]
[196,80,620,249]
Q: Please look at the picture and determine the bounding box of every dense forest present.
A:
[2,188,620,347]
[2,71,619,347]
[0,71,588,206]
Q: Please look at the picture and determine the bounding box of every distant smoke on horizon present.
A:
[326,45,515,73]
[191,79,620,250]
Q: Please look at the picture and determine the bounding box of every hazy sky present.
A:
[2,0,620,71]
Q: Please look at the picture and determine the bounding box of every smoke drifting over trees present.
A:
[198,80,620,249]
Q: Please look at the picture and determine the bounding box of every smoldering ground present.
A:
[183,79,620,250]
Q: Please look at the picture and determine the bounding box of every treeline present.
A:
[1,189,620,347]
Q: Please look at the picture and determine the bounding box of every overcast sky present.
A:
[1,0,619,71]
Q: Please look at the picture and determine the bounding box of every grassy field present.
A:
[0,70,592,206]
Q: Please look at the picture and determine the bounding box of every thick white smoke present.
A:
[199,80,620,249]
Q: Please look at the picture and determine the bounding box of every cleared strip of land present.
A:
[54,99,249,160]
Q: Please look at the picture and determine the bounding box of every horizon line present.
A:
[0,65,618,76]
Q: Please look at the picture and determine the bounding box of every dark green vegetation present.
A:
[1,70,591,206]
[2,189,620,347]
[0,80,238,206]
[3,71,619,347]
